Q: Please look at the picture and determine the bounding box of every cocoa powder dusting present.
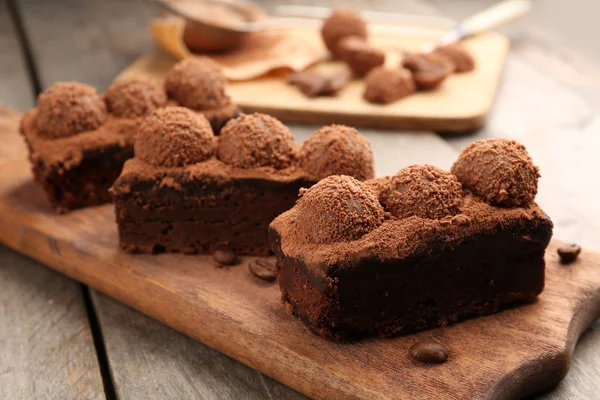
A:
[35,82,107,139]
[104,75,167,118]
[165,58,232,111]
[295,175,384,244]
[363,67,416,104]
[380,165,463,220]
[217,113,296,169]
[299,124,374,181]
[451,139,540,207]
[134,107,215,167]
[321,8,368,57]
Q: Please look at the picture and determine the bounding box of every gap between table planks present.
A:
[1,112,600,399]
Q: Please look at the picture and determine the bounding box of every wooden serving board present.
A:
[2,115,600,399]
[120,30,509,132]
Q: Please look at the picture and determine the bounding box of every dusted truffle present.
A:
[434,44,475,73]
[380,164,463,219]
[165,57,231,111]
[104,75,167,118]
[321,8,368,57]
[35,82,107,139]
[451,139,540,207]
[339,36,385,76]
[295,175,384,244]
[300,125,374,181]
[402,52,454,90]
[363,67,416,104]
[217,113,295,169]
[134,107,215,168]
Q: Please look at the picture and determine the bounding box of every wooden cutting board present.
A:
[1,114,599,399]
[119,29,509,132]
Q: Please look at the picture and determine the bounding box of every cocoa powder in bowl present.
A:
[35,82,107,139]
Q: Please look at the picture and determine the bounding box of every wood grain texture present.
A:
[0,120,599,399]
[123,32,509,132]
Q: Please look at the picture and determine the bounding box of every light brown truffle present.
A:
[364,67,416,104]
[321,8,368,57]
[300,125,374,181]
[402,52,454,90]
[35,82,107,139]
[434,44,475,73]
[338,36,385,76]
[134,107,215,167]
[217,113,295,169]
[451,139,540,207]
[165,57,231,111]
[295,175,385,244]
[104,75,167,118]
[380,165,463,220]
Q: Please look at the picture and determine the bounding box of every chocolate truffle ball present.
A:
[104,75,167,118]
[134,107,215,168]
[380,165,463,220]
[321,8,368,57]
[300,125,374,181]
[402,52,454,90]
[217,113,295,169]
[451,139,540,207]
[165,57,231,111]
[434,44,475,73]
[296,175,385,244]
[36,82,107,139]
[339,36,385,76]
[363,67,416,104]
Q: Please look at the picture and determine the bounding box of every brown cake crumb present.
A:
[451,139,540,207]
[434,44,475,73]
[557,244,581,264]
[295,175,384,244]
[213,249,237,266]
[338,36,385,76]
[217,113,296,169]
[300,125,374,181]
[363,67,416,104]
[134,107,215,167]
[165,57,231,110]
[248,259,277,281]
[409,341,449,364]
[104,75,167,118]
[35,82,107,139]
[321,8,368,57]
[402,52,454,90]
[380,165,463,220]
[287,70,350,97]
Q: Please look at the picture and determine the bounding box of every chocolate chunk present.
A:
[287,70,349,98]
[402,53,454,90]
[213,249,237,266]
[249,259,277,281]
[557,244,581,264]
[338,36,385,76]
[409,341,448,364]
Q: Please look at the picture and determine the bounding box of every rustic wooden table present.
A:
[1,0,599,398]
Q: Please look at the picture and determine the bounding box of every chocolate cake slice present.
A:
[112,109,375,256]
[20,77,166,213]
[269,139,553,340]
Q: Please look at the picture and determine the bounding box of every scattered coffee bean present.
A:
[409,340,448,364]
[249,259,277,281]
[213,249,237,266]
[557,244,581,264]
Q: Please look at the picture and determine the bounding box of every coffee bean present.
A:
[213,249,237,266]
[409,341,448,364]
[249,259,277,281]
[557,244,581,264]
